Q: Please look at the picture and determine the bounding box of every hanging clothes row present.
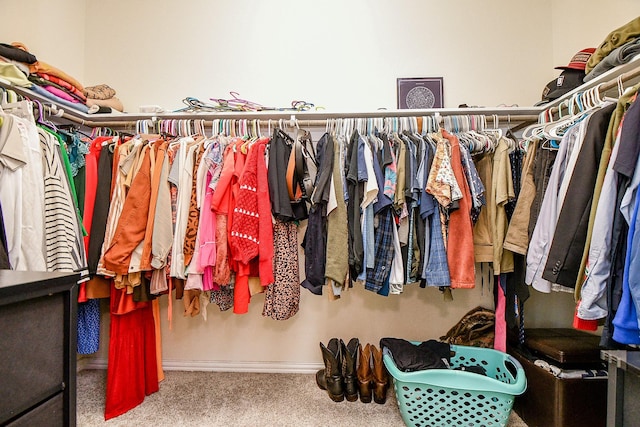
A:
[0,98,102,360]
[0,99,86,273]
[572,83,640,347]
[0,105,529,323]
[0,104,527,419]
[90,115,523,308]
[506,81,640,348]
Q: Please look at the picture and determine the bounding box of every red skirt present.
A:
[104,286,159,420]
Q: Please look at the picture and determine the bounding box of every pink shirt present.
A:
[44,85,80,103]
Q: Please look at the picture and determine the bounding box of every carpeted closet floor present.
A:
[77,370,529,426]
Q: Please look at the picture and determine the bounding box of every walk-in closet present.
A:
[2,2,640,427]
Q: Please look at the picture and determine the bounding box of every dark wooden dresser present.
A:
[0,271,79,427]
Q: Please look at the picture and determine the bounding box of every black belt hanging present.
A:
[287,129,316,201]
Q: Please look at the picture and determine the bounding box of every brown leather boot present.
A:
[371,345,389,404]
[341,338,359,402]
[356,343,373,403]
[315,338,345,402]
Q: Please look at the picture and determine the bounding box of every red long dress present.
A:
[104,284,159,420]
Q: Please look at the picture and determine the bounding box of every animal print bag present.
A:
[440,306,495,348]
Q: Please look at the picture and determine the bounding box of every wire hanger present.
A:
[34,99,59,131]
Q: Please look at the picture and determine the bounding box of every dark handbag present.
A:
[440,306,495,348]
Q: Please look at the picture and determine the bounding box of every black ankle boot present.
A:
[341,338,359,402]
[315,338,345,402]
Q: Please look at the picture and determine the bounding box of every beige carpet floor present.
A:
[77,370,528,426]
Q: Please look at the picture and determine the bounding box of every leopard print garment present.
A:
[210,284,234,312]
[263,220,300,321]
[183,143,205,266]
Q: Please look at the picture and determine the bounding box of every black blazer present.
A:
[541,103,615,287]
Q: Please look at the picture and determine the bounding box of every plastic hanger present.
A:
[545,85,607,141]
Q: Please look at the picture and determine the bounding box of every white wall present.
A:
[99,273,497,369]
[0,0,85,85]
[82,0,555,112]
[2,2,632,369]
[551,1,640,75]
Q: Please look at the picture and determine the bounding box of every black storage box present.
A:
[508,328,607,427]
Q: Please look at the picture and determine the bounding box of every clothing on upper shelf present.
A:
[83,84,116,100]
[585,37,640,82]
[586,16,640,75]
[0,43,37,64]
[1,42,124,113]
[0,62,31,87]
[30,84,89,113]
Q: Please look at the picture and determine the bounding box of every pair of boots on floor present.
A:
[316,338,389,404]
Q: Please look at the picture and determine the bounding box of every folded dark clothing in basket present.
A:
[454,364,488,376]
[380,338,452,372]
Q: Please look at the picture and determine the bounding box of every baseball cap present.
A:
[555,48,596,71]
[536,69,586,105]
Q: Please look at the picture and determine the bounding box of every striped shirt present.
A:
[39,127,87,276]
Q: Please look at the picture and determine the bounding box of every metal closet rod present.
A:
[598,65,640,93]
[50,110,540,130]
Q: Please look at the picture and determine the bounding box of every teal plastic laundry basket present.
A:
[383,344,527,427]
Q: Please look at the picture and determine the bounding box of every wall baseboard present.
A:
[81,358,324,374]
[76,356,90,373]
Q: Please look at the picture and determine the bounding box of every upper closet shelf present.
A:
[542,54,640,110]
[2,55,640,128]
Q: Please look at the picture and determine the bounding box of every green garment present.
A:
[586,16,640,74]
[40,126,87,236]
[324,133,349,290]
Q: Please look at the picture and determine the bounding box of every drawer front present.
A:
[0,294,65,423]
[6,393,64,427]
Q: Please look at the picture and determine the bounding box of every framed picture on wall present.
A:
[397,77,444,109]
